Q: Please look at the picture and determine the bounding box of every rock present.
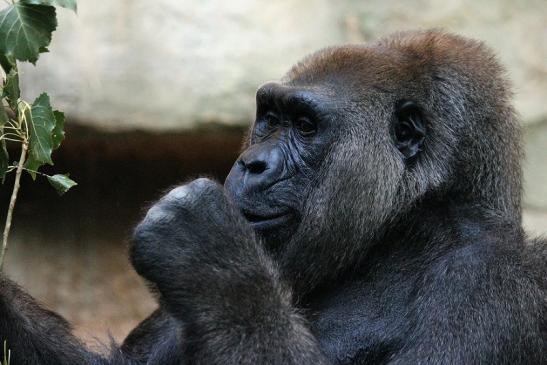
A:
[523,210,547,237]
[20,0,343,131]
[524,121,547,210]
[19,0,545,132]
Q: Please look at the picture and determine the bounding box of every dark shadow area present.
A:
[0,124,246,343]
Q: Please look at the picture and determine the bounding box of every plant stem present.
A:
[0,140,27,271]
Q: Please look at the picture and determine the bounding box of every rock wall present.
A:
[17,0,546,209]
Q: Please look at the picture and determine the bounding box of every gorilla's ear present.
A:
[392,100,426,161]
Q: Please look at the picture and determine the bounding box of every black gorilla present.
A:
[1,30,546,364]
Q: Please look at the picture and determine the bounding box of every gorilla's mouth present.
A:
[243,209,292,230]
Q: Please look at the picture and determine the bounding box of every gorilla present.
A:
[1,30,546,365]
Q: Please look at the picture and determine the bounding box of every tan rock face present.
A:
[19,0,545,131]
[524,122,547,210]
[20,0,343,131]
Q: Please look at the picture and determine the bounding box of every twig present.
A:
[0,141,28,270]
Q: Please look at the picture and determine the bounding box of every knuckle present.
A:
[165,185,192,202]
[192,177,215,187]
[192,178,225,199]
[143,204,176,224]
[189,178,218,195]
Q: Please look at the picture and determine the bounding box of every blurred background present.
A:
[1,0,546,344]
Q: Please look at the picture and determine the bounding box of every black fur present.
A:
[1,30,546,364]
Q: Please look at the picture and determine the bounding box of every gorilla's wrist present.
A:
[158,248,290,324]
[182,272,292,331]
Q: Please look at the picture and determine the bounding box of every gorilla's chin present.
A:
[247,211,298,248]
[246,211,300,251]
[243,210,292,230]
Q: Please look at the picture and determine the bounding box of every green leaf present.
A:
[52,110,64,149]
[25,93,56,178]
[0,53,15,74]
[0,104,7,126]
[0,3,57,64]
[3,69,20,109]
[47,174,76,195]
[21,0,77,13]
[24,93,60,179]
[0,103,7,182]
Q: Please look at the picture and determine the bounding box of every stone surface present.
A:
[523,210,547,238]
[18,0,546,131]
[523,121,547,210]
[20,0,343,131]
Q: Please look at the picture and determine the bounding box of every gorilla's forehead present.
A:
[279,50,404,116]
[285,47,398,91]
[283,30,498,100]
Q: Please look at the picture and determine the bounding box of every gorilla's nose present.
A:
[225,141,284,197]
[240,152,268,175]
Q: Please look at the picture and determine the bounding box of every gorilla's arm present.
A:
[0,275,103,365]
[0,276,182,365]
[130,178,329,365]
[121,309,183,364]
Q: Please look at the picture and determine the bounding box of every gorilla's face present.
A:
[225,58,428,251]
[225,82,336,247]
[223,37,520,292]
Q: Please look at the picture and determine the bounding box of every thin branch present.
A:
[2,125,22,132]
[21,166,47,177]
[0,137,21,143]
[0,140,27,271]
[1,132,22,139]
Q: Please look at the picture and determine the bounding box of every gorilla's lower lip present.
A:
[243,211,292,230]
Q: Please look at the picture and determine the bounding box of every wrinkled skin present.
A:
[224,82,335,250]
[1,30,547,365]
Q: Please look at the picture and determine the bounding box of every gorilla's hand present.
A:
[130,178,267,313]
[130,179,327,364]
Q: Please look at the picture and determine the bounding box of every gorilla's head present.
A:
[225,30,522,291]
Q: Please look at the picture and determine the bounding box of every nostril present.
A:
[246,160,268,175]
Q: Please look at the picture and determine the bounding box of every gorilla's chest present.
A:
[308,281,409,364]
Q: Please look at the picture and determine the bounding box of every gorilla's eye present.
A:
[265,112,280,130]
[294,117,317,136]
